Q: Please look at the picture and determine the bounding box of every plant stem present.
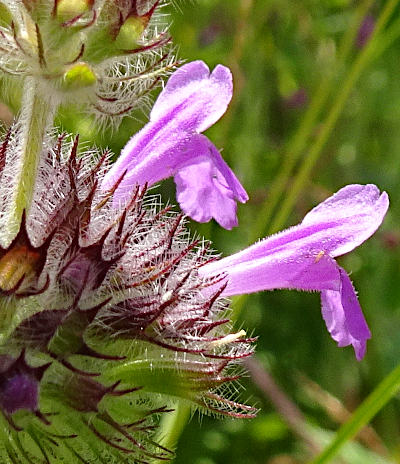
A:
[5,77,54,239]
[154,402,191,462]
[311,362,400,464]
[244,357,321,456]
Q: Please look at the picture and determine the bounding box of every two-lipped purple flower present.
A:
[102,60,248,230]
[104,60,389,360]
[199,184,389,360]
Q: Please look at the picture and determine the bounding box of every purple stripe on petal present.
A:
[321,267,371,361]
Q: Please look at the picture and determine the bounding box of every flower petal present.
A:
[200,250,341,296]
[101,61,245,228]
[198,184,386,360]
[175,134,248,229]
[321,267,371,360]
[302,184,389,257]
[200,184,388,273]
[150,60,233,132]
[102,61,233,193]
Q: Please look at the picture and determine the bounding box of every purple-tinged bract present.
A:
[0,125,254,463]
[0,352,50,424]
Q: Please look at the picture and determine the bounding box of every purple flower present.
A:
[199,184,389,360]
[102,60,248,229]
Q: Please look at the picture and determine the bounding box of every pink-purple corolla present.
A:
[200,184,389,360]
[102,61,248,230]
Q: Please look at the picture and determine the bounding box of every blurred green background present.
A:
[3,0,400,462]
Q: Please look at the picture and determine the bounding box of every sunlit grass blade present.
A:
[311,363,400,464]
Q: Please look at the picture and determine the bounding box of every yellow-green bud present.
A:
[56,0,93,22]
[114,16,147,50]
[62,62,97,90]
[0,246,39,292]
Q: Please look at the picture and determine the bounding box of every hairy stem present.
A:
[155,402,191,460]
[5,77,55,239]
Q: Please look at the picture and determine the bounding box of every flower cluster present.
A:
[0,4,390,460]
[0,123,255,463]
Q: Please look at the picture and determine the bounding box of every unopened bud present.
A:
[56,0,93,22]
[0,246,39,292]
[356,14,375,49]
[283,88,308,110]
[0,353,50,417]
[62,62,97,90]
[114,15,147,49]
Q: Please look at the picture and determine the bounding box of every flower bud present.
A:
[0,0,172,128]
[0,213,52,297]
[0,352,50,425]
[114,15,147,50]
[0,246,39,292]
[62,62,97,91]
[356,14,375,49]
[283,88,308,110]
[55,0,94,22]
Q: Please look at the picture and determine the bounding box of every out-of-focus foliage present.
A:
[2,0,400,463]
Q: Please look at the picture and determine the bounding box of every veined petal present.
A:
[201,252,341,296]
[321,267,371,361]
[175,135,248,229]
[101,61,247,228]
